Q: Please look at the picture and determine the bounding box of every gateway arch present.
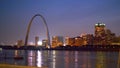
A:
[24,14,51,48]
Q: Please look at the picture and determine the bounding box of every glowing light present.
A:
[95,24,98,26]
[37,51,42,67]
[63,43,66,46]
[38,41,42,45]
[29,42,34,45]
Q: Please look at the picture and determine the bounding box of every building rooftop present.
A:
[95,23,105,27]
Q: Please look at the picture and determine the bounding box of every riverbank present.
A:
[0,64,47,68]
[0,45,120,51]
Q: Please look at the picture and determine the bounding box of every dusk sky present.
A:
[0,0,120,45]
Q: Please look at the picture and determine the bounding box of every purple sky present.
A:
[0,0,120,45]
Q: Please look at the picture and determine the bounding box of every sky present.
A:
[0,0,120,45]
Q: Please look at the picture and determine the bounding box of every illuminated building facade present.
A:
[95,23,105,37]
[65,35,94,46]
[82,34,94,45]
[74,37,84,46]
[80,34,88,45]
[52,36,64,48]
[94,23,106,45]
[42,39,48,47]
[65,37,75,46]
[35,36,39,46]
[17,40,24,46]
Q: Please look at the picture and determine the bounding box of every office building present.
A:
[65,37,75,46]
[35,36,39,46]
[94,23,106,45]
[52,36,64,48]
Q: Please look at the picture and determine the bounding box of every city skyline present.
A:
[0,0,120,45]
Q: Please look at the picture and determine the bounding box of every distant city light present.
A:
[63,43,66,46]
[29,42,34,45]
[95,23,105,27]
[38,41,42,45]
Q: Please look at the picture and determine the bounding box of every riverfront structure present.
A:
[50,23,120,48]
[24,14,51,48]
[52,36,64,48]
[35,36,39,46]
[94,23,106,45]
[0,16,120,50]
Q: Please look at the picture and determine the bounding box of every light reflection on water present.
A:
[0,50,120,68]
[37,51,42,67]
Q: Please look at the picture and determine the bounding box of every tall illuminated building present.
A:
[94,23,106,45]
[95,23,105,37]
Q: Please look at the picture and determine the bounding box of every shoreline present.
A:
[0,64,47,68]
[0,45,120,51]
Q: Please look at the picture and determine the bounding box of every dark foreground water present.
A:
[0,49,120,68]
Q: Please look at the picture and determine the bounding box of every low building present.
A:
[17,40,24,46]
[42,39,48,47]
[52,36,64,48]
[74,37,84,46]
[65,37,75,46]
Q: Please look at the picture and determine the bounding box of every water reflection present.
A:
[0,50,120,68]
[117,50,120,68]
[27,50,37,66]
[74,51,78,68]
[80,52,91,68]
[96,51,119,68]
[96,52,106,68]
[49,51,92,68]
[37,51,42,67]
[27,50,50,67]
[52,51,56,68]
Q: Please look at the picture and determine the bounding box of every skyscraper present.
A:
[95,23,106,37]
[94,23,106,45]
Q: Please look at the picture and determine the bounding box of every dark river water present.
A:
[0,49,120,68]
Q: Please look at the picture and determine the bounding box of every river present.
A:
[0,50,120,68]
